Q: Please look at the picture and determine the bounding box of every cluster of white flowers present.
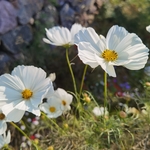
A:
[0,65,73,148]
[0,22,149,148]
[40,88,72,118]
[43,23,150,119]
[44,23,149,78]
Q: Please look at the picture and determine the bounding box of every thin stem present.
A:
[66,48,78,96]
[10,122,40,150]
[104,72,107,108]
[41,112,66,134]
[79,65,88,98]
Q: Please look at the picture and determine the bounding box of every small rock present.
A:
[0,0,17,34]
[0,52,12,74]
[58,0,104,27]
[35,4,58,28]
[60,3,76,29]
[17,0,44,24]
[1,25,33,54]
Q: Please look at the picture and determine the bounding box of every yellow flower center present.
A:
[0,113,5,120]
[49,107,56,113]
[22,89,33,100]
[62,100,66,106]
[102,49,118,62]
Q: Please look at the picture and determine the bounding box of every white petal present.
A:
[46,27,64,44]
[30,93,43,108]
[99,34,106,43]
[115,33,142,53]
[56,88,73,105]
[45,28,53,41]
[74,27,100,50]
[32,77,50,93]
[0,86,21,102]
[14,100,28,111]
[123,44,149,70]
[43,83,54,99]
[11,65,25,79]
[0,122,7,135]
[28,107,41,116]
[77,42,100,68]
[59,27,72,44]
[94,54,116,77]
[39,103,49,112]
[45,26,72,45]
[47,110,62,118]
[5,130,11,144]
[0,74,24,91]
[71,23,84,43]
[6,109,25,122]
[2,99,22,116]
[0,133,5,148]
[106,25,129,50]
[19,100,41,116]
[71,23,83,37]
[12,66,47,90]
[124,57,149,70]
[43,38,51,44]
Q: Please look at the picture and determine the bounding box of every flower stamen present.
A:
[102,49,118,62]
[49,107,56,113]
[62,100,66,106]
[22,89,33,100]
[0,113,5,120]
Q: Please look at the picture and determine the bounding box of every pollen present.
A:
[49,107,56,113]
[62,100,66,106]
[102,49,118,62]
[22,89,33,99]
[0,113,5,120]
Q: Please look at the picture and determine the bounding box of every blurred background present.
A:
[0,0,150,102]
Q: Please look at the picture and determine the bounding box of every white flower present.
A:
[92,106,108,116]
[43,23,84,46]
[75,25,149,77]
[40,88,73,118]
[54,88,73,112]
[146,25,150,33]
[0,65,53,122]
[0,109,10,135]
[40,98,63,118]
[0,130,11,149]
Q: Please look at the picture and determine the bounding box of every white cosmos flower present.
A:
[40,88,73,117]
[92,106,108,116]
[0,109,10,135]
[146,25,150,33]
[75,25,149,77]
[40,98,63,118]
[0,65,53,122]
[54,88,73,112]
[43,23,84,46]
[0,130,11,148]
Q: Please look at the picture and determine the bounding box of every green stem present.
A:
[41,112,66,134]
[10,122,41,150]
[104,72,107,108]
[79,65,88,98]
[66,48,78,96]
